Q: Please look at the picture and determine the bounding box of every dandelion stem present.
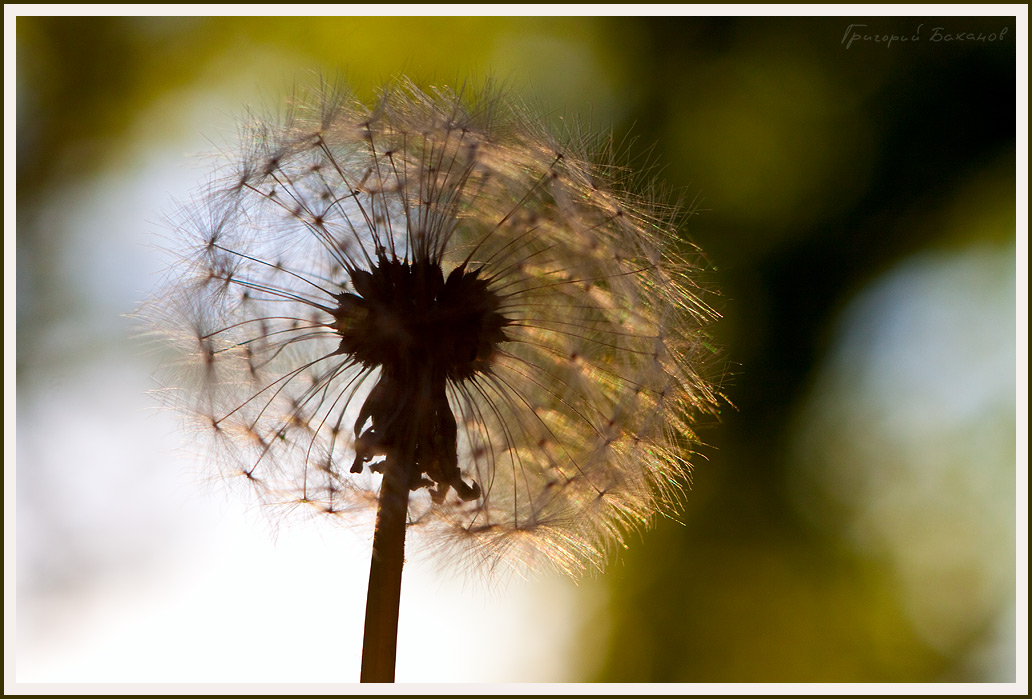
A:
[360,449,412,683]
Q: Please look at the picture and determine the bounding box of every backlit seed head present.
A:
[148,78,721,576]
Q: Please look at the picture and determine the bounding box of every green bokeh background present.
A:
[16,15,1019,683]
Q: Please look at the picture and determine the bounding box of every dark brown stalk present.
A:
[359,451,411,683]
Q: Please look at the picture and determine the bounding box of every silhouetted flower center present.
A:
[333,253,510,381]
[334,253,509,502]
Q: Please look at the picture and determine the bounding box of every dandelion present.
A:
[149,78,719,681]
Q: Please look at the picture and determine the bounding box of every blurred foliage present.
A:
[17,14,1018,682]
[580,16,1016,683]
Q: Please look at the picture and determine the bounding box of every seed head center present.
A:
[334,255,502,501]
[333,255,509,382]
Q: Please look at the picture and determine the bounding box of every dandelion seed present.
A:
[147,78,720,681]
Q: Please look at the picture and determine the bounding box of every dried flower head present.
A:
[152,78,719,577]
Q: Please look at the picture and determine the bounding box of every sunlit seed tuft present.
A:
[147,78,721,576]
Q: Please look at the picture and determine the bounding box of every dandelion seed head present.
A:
[148,78,720,576]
